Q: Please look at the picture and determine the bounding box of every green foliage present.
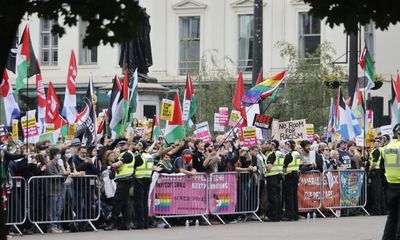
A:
[270,42,345,134]
[191,50,236,136]
[303,0,400,33]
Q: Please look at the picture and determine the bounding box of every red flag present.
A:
[232,72,245,111]
[45,82,60,124]
[123,67,129,101]
[66,50,77,95]
[185,73,194,101]
[35,60,46,108]
[53,114,67,130]
[255,68,263,85]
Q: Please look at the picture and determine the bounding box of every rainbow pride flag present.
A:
[241,70,286,105]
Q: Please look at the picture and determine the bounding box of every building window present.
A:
[298,12,320,58]
[238,14,254,72]
[79,21,97,65]
[40,19,58,66]
[143,105,156,120]
[179,16,200,75]
[364,22,374,57]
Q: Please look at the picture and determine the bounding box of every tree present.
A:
[0,1,147,239]
[269,42,345,134]
[0,0,147,77]
[304,0,400,33]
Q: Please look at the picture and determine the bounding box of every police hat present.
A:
[393,123,400,134]
[300,140,311,148]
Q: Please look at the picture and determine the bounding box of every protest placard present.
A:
[12,119,19,141]
[160,99,175,121]
[219,107,229,126]
[275,119,307,141]
[21,110,39,143]
[229,110,241,126]
[306,124,314,142]
[243,126,257,147]
[214,113,225,132]
[253,114,272,129]
[195,121,212,143]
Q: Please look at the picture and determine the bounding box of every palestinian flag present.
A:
[182,73,197,130]
[15,25,39,92]
[109,75,124,134]
[359,46,375,90]
[152,115,161,141]
[164,91,185,144]
[391,74,400,128]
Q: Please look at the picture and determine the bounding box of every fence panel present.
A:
[28,175,101,234]
[5,176,27,235]
[297,171,325,217]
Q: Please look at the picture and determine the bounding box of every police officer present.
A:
[382,124,400,239]
[265,140,284,222]
[369,138,384,215]
[133,140,154,229]
[282,140,301,221]
[105,139,143,231]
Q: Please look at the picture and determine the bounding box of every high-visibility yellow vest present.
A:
[135,152,154,178]
[266,150,285,177]
[383,140,400,184]
[285,151,301,174]
[115,150,135,180]
[369,148,381,170]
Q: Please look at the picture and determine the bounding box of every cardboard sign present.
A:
[229,110,241,126]
[12,119,19,141]
[195,121,212,143]
[21,110,39,144]
[253,114,272,129]
[219,107,229,126]
[160,99,175,121]
[242,126,257,147]
[214,113,225,132]
[275,119,307,141]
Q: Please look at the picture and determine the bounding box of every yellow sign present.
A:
[12,119,19,141]
[45,124,54,133]
[160,98,175,121]
[229,110,241,126]
[68,124,76,140]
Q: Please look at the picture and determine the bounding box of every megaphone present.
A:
[6,141,17,154]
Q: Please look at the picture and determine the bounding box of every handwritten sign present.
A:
[275,119,307,141]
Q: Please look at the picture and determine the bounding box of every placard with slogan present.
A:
[253,114,272,129]
[243,126,257,147]
[160,99,175,121]
[219,107,229,126]
[275,119,307,141]
[12,119,19,141]
[229,110,241,126]
[306,124,314,142]
[194,121,212,143]
[214,113,225,132]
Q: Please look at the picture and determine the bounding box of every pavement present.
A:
[12,216,386,240]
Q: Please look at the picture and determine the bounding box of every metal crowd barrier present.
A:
[152,173,210,228]
[322,170,369,217]
[297,171,325,218]
[27,175,101,234]
[5,176,27,235]
[208,172,261,224]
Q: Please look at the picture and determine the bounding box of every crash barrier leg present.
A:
[208,172,261,224]
[297,171,325,218]
[152,173,210,228]
[28,175,101,234]
[5,176,27,236]
[322,170,369,217]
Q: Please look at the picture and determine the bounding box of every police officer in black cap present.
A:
[369,138,384,215]
[105,139,143,231]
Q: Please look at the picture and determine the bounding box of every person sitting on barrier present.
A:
[282,140,301,221]
[173,149,197,176]
[45,147,64,234]
[299,140,323,172]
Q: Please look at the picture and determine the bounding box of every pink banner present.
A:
[209,173,237,214]
[154,174,207,215]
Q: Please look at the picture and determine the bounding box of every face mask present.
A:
[56,154,61,160]
[183,154,192,164]
[65,153,72,159]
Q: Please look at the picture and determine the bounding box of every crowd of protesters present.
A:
[1,124,391,236]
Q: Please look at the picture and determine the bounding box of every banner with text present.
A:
[154,174,208,215]
[339,171,363,207]
[209,173,237,214]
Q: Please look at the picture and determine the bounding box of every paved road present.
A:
[15,216,386,240]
